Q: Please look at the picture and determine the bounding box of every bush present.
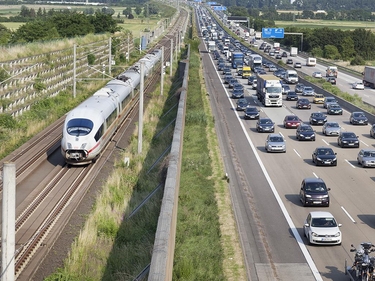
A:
[350,55,365,66]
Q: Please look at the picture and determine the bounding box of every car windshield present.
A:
[306,183,327,193]
[327,98,336,102]
[288,116,298,121]
[318,149,334,155]
[330,104,340,108]
[363,151,375,157]
[261,119,272,124]
[247,108,257,112]
[304,87,313,91]
[354,113,365,117]
[270,136,283,142]
[311,218,337,227]
[343,133,356,138]
[313,113,324,117]
[300,126,312,132]
[327,123,339,127]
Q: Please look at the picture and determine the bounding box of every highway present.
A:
[199,19,375,280]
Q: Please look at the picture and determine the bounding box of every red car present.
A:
[283,115,301,128]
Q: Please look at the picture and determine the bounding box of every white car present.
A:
[312,71,322,78]
[304,211,342,245]
[352,82,365,90]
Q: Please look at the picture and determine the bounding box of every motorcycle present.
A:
[350,243,375,281]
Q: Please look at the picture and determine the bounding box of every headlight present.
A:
[322,195,329,198]
[311,133,315,137]
[343,140,348,143]
[355,141,359,143]
[312,119,316,121]
[305,194,311,198]
[333,158,337,161]
[334,232,341,237]
[299,134,304,137]
[311,232,318,237]
[324,118,327,122]
[317,157,322,161]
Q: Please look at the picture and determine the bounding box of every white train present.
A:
[61,49,162,165]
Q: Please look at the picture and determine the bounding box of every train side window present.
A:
[107,109,117,125]
[94,124,103,141]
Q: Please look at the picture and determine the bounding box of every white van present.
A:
[284,70,299,84]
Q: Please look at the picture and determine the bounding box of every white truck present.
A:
[273,42,280,52]
[363,66,375,88]
[290,47,298,57]
[207,41,216,53]
[283,70,299,84]
[306,57,316,66]
[256,74,283,107]
[255,32,262,40]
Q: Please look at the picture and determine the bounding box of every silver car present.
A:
[265,133,286,153]
[301,86,315,96]
[324,97,338,109]
[322,122,341,136]
[357,149,375,168]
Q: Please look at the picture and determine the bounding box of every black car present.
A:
[309,112,327,125]
[296,124,315,141]
[224,74,233,84]
[236,98,249,111]
[337,132,359,148]
[244,107,259,119]
[232,88,244,99]
[296,98,311,109]
[326,77,336,85]
[256,118,275,133]
[223,66,231,75]
[217,62,225,71]
[281,51,288,57]
[275,54,282,59]
[228,78,238,88]
[312,147,337,166]
[286,91,298,101]
[233,83,244,91]
[349,111,368,125]
[370,124,375,138]
[327,103,343,115]
[299,178,330,207]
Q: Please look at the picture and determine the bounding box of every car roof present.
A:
[268,133,282,137]
[360,148,375,152]
[309,211,334,218]
[303,177,325,183]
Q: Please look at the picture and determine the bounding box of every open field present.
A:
[0,4,161,35]
[275,19,375,31]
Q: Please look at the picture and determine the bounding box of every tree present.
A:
[301,10,314,19]
[10,20,60,43]
[340,36,355,60]
[323,45,340,60]
[135,6,142,15]
[51,12,95,37]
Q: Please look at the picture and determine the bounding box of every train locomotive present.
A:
[61,49,162,165]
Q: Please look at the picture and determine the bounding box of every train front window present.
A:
[67,119,94,136]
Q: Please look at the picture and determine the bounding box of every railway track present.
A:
[0,8,189,280]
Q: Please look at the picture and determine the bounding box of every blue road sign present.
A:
[262,28,284,39]
[213,6,227,10]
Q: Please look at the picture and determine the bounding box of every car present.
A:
[323,97,338,109]
[313,94,325,104]
[224,74,233,84]
[370,124,375,138]
[312,147,337,166]
[309,112,327,125]
[223,67,231,75]
[286,58,293,64]
[269,51,275,56]
[337,131,359,148]
[350,111,368,125]
[248,75,257,85]
[265,133,286,153]
[244,107,259,119]
[327,103,343,115]
[294,62,302,68]
[357,149,375,168]
[281,51,288,57]
[326,77,336,85]
[274,69,285,78]
[312,72,322,78]
[299,177,331,207]
[296,98,311,109]
[232,88,244,99]
[269,64,277,72]
[303,211,342,245]
[228,78,239,88]
[256,118,275,133]
[275,54,282,59]
[286,91,298,101]
[233,83,244,91]
[296,124,315,141]
[322,122,341,136]
[295,83,305,93]
[236,98,249,111]
[352,81,365,90]
[301,86,315,96]
[217,63,226,71]
[283,115,301,128]
[282,84,291,95]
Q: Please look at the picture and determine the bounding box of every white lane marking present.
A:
[209,53,323,280]
[345,159,356,168]
[279,132,285,138]
[294,149,301,158]
[313,172,319,178]
[322,139,330,146]
[341,206,356,223]
[360,140,369,147]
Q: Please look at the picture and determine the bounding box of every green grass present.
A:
[275,19,375,31]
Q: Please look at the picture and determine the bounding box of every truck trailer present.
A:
[363,66,375,88]
[306,57,316,66]
[256,74,283,107]
[326,66,338,78]
[290,47,298,57]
